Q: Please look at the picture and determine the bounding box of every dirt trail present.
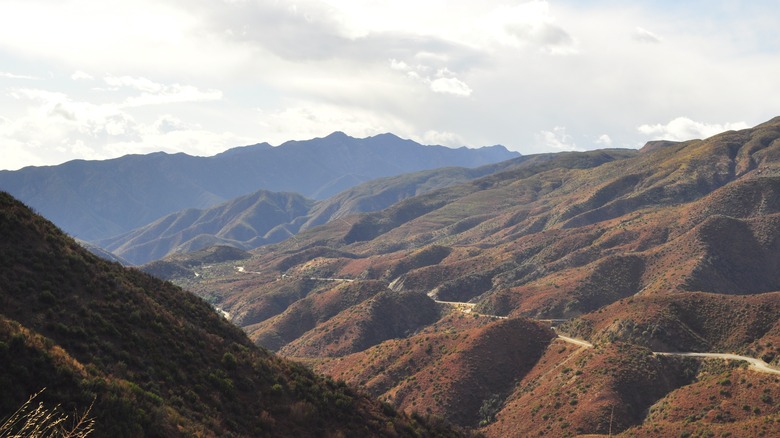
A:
[556,334,594,348]
[436,301,780,375]
[654,352,780,375]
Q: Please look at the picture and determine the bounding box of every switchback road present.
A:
[435,300,780,375]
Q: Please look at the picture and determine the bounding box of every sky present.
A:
[1,0,779,170]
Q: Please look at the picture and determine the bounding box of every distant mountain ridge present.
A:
[103,157,533,265]
[100,189,314,264]
[0,132,517,242]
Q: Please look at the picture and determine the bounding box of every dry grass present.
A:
[0,390,94,438]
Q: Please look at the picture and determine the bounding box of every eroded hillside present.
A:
[156,117,780,436]
[0,192,463,437]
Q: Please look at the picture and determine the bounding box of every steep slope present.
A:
[109,158,528,265]
[301,157,529,231]
[171,121,780,325]
[560,292,780,364]
[153,117,780,436]
[482,341,695,437]
[249,280,390,351]
[0,132,517,242]
[98,190,314,265]
[141,245,252,280]
[279,290,441,358]
[317,312,556,428]
[0,192,461,437]
[620,362,780,437]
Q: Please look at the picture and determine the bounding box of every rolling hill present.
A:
[0,132,517,242]
[160,117,780,436]
[0,191,464,437]
[98,156,530,265]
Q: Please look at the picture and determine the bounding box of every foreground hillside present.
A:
[163,117,780,435]
[0,192,461,437]
[0,132,516,242]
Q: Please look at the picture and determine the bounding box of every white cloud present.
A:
[1,0,779,169]
[429,77,473,96]
[0,140,45,170]
[71,70,94,81]
[153,114,200,134]
[104,128,250,159]
[105,76,165,93]
[637,117,750,141]
[6,87,138,143]
[123,84,223,107]
[480,1,577,54]
[0,79,236,169]
[596,134,613,146]
[505,21,574,52]
[633,27,662,43]
[535,126,580,151]
[100,76,222,106]
[418,130,465,147]
[388,60,472,97]
[0,1,194,67]
[0,71,39,80]
[389,59,410,71]
[67,139,97,157]
[255,103,414,145]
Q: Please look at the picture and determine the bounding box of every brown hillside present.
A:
[0,192,462,437]
[317,312,556,427]
[164,117,780,435]
[280,290,441,357]
[249,280,389,350]
[621,361,780,437]
[561,292,780,364]
[484,342,694,437]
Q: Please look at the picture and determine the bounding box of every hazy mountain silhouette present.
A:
[100,157,529,265]
[0,132,517,242]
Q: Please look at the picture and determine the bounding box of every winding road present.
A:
[556,334,594,348]
[243,270,780,376]
[654,352,780,375]
[435,300,780,375]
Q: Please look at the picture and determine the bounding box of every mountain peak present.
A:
[639,140,681,154]
[324,131,350,140]
[216,142,273,157]
[0,133,517,241]
[370,132,403,141]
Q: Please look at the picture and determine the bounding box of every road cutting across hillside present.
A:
[654,352,780,375]
[433,300,508,319]
[435,300,780,375]
[268,276,780,376]
[556,334,594,348]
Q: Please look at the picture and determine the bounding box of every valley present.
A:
[149,117,780,436]
[3,118,780,436]
[0,192,465,437]
[3,1,778,436]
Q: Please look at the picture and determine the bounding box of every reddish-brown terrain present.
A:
[156,117,780,435]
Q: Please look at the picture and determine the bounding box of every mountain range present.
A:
[98,157,532,265]
[0,132,517,242]
[152,117,780,436]
[0,191,463,437]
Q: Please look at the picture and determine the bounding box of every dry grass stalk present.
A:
[0,389,94,438]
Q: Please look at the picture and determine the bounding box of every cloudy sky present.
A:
[1,0,778,170]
